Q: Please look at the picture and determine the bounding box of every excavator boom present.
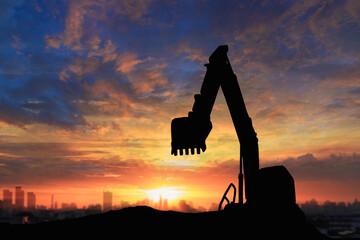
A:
[171,45,259,203]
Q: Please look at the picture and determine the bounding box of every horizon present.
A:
[1,184,359,211]
[0,0,359,211]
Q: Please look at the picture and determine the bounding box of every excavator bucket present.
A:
[171,116,212,156]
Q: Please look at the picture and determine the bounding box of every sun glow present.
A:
[146,187,183,202]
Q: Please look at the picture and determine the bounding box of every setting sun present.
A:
[146,187,183,203]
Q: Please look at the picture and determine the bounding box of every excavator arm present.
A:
[171,45,259,204]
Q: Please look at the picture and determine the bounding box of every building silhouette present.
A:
[61,202,77,210]
[3,189,12,209]
[103,191,112,212]
[159,194,162,209]
[27,192,36,210]
[15,186,24,210]
[163,198,168,210]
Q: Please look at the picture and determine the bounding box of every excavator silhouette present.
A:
[171,45,296,210]
[7,45,324,240]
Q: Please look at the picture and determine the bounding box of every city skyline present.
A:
[1,183,360,239]
[1,186,174,211]
[2,184,359,213]
[1,193,359,238]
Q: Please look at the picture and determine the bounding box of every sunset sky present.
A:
[0,0,359,210]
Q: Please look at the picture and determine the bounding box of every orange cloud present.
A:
[11,35,25,50]
[129,63,170,93]
[44,0,154,50]
[176,41,207,63]
[87,39,117,62]
[69,58,100,78]
[116,52,145,74]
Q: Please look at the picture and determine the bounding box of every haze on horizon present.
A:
[0,0,359,209]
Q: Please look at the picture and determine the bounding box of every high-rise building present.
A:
[15,186,24,210]
[163,198,168,210]
[103,191,112,212]
[51,194,54,209]
[27,192,36,210]
[3,189,12,209]
[159,194,163,209]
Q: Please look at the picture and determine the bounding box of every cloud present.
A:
[0,92,88,130]
[176,41,207,63]
[126,62,170,93]
[115,52,145,74]
[5,0,358,134]
[45,0,102,51]
[0,144,152,187]
[44,34,61,49]
[67,57,101,79]
[226,0,360,82]
[45,0,154,51]
[280,153,360,182]
[88,39,117,62]
[11,34,25,51]
[189,152,360,186]
[120,0,154,21]
[0,42,169,130]
[0,68,93,130]
[0,142,98,185]
[111,120,123,134]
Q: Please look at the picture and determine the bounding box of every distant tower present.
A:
[103,191,112,212]
[159,194,163,209]
[15,186,24,210]
[3,189,12,209]
[27,192,36,210]
[163,198,168,210]
[51,194,54,209]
